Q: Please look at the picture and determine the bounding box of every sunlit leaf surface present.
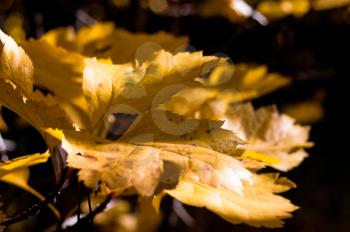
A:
[0,22,312,229]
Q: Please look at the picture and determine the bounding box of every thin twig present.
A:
[86,190,93,225]
[62,194,112,231]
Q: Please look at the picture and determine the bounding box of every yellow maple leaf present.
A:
[156,173,297,228]
[41,22,189,64]
[222,103,312,171]
[160,64,290,119]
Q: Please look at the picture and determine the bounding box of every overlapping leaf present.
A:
[63,130,162,196]
[21,39,88,129]
[222,103,311,171]
[41,22,188,64]
[0,28,72,184]
[160,64,290,119]
[82,50,227,131]
[157,173,297,228]
[0,29,72,139]
[20,23,189,129]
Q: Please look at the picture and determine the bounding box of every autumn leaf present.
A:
[0,29,33,100]
[41,22,189,64]
[82,50,227,131]
[62,130,162,196]
[21,39,88,129]
[62,121,299,228]
[82,58,126,130]
[0,83,72,139]
[117,111,243,154]
[0,152,60,219]
[156,173,297,228]
[0,153,49,173]
[0,29,72,139]
[61,108,245,196]
[0,29,73,180]
[62,124,241,196]
[159,64,290,119]
[0,78,72,180]
[222,103,311,171]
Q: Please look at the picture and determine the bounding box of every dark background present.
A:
[1,0,350,231]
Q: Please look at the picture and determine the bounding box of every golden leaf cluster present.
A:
[0,22,312,228]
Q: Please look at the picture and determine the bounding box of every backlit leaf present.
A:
[222,103,311,171]
[156,173,297,228]
[160,64,290,119]
[0,29,33,100]
[41,22,189,64]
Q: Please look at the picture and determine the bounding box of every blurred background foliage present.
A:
[1,0,350,231]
